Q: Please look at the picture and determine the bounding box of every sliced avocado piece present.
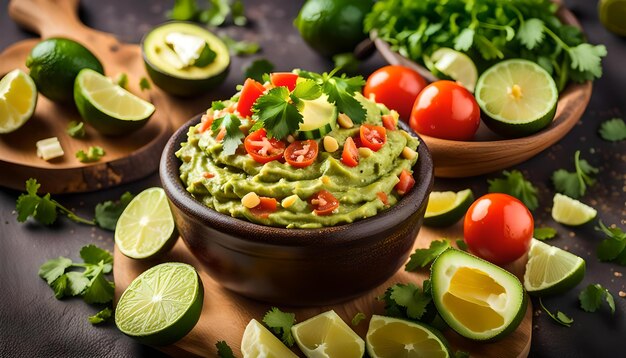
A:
[297,94,337,139]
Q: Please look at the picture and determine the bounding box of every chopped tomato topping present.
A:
[341,137,359,167]
[202,172,215,179]
[237,78,266,118]
[395,169,415,195]
[270,72,298,91]
[377,191,389,205]
[309,190,339,216]
[360,124,387,152]
[284,140,318,168]
[382,114,396,130]
[249,197,278,218]
[244,129,286,163]
[215,127,227,142]
[199,113,214,133]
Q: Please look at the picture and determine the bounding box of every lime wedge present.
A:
[0,69,37,133]
[524,239,585,296]
[425,48,478,92]
[115,262,203,346]
[366,315,451,358]
[241,319,298,358]
[74,68,155,135]
[551,193,597,226]
[115,187,177,259]
[475,59,558,138]
[424,189,474,227]
[291,310,364,358]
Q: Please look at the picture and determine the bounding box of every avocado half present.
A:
[141,22,230,97]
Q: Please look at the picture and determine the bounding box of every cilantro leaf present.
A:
[88,307,113,325]
[252,87,302,139]
[199,0,230,26]
[405,240,450,271]
[568,44,607,79]
[16,193,40,222]
[390,283,431,320]
[598,118,626,142]
[216,341,235,358]
[454,28,474,51]
[552,150,598,199]
[34,194,58,225]
[220,35,260,56]
[539,297,573,327]
[39,257,73,284]
[488,170,539,210]
[76,146,105,163]
[94,191,134,231]
[534,227,557,241]
[263,307,296,347]
[66,121,86,138]
[579,284,615,314]
[595,222,626,262]
[51,275,68,299]
[83,266,115,304]
[139,77,151,91]
[244,58,275,82]
[291,79,322,100]
[66,271,90,296]
[351,312,366,326]
[518,19,545,50]
[80,245,113,267]
[211,113,245,155]
[333,53,360,74]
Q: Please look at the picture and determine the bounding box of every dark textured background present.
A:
[1,0,625,357]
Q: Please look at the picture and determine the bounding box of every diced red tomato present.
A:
[284,140,318,168]
[381,114,396,130]
[199,113,214,133]
[202,172,215,179]
[360,124,387,152]
[395,169,415,195]
[309,190,339,216]
[244,129,286,163]
[341,137,359,167]
[377,191,389,205]
[237,79,266,118]
[249,197,278,218]
[215,127,227,142]
[270,72,298,91]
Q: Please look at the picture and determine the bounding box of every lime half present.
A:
[115,187,177,259]
[291,310,364,358]
[475,59,558,138]
[115,262,203,346]
[599,0,626,36]
[551,193,597,226]
[424,189,474,227]
[74,68,155,135]
[241,319,298,358]
[425,48,478,92]
[0,69,38,133]
[524,239,586,296]
[366,315,451,358]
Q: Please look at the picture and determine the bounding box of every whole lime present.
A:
[26,38,104,103]
[295,0,372,58]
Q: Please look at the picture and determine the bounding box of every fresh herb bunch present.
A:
[365,0,607,91]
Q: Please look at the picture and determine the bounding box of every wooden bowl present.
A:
[159,115,434,306]
[372,5,592,178]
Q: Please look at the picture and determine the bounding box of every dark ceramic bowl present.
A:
[160,115,434,306]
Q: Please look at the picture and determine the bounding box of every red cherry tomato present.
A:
[364,65,427,121]
[244,129,286,164]
[463,193,534,265]
[250,197,278,218]
[394,169,415,195]
[237,79,266,118]
[284,140,318,168]
[360,124,387,152]
[309,190,339,216]
[270,72,298,91]
[409,80,480,141]
[381,114,397,130]
[341,137,359,167]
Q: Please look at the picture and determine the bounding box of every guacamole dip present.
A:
[177,72,420,228]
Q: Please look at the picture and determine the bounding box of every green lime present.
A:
[430,249,527,341]
[475,59,558,138]
[425,48,478,92]
[551,193,597,226]
[241,319,298,358]
[524,239,586,296]
[295,0,372,58]
[142,22,230,97]
[115,187,177,259]
[291,310,364,358]
[26,37,103,102]
[74,68,155,135]
[366,315,451,358]
[0,69,38,133]
[115,262,203,346]
[424,189,474,227]
[599,0,626,36]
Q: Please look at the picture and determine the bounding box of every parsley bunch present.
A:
[365,0,607,90]
[552,150,599,199]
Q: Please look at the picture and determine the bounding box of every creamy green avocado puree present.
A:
[177,89,419,229]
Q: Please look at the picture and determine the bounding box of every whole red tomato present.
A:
[364,65,427,121]
[409,80,480,141]
[463,193,533,265]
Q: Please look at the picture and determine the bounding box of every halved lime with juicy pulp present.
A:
[551,193,597,226]
[291,310,364,358]
[424,189,474,227]
[475,59,558,138]
[366,315,451,358]
[74,68,155,135]
[115,187,177,259]
[0,69,37,133]
[241,319,298,358]
[115,262,203,346]
[524,239,586,296]
[430,249,527,341]
[599,0,626,36]
[425,48,478,92]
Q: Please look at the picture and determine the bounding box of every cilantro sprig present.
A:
[405,240,450,271]
[552,150,599,199]
[76,146,105,163]
[244,58,275,82]
[380,282,432,321]
[88,307,113,325]
[539,297,573,327]
[211,113,245,155]
[262,307,296,347]
[216,341,236,358]
[598,118,626,142]
[534,226,557,241]
[595,222,626,264]
[579,284,615,314]
[488,170,539,210]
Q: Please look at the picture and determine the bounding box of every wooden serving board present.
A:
[0,0,210,193]
[114,223,532,358]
